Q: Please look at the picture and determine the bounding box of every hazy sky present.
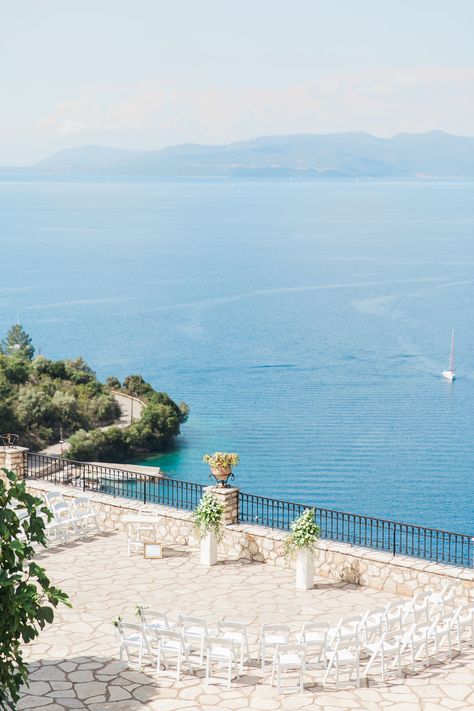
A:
[2,0,474,164]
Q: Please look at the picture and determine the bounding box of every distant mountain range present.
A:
[4,131,474,178]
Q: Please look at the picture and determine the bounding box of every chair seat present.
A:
[185,627,206,637]
[279,653,302,666]
[326,649,356,662]
[209,647,234,660]
[305,632,326,643]
[161,640,182,652]
[266,634,287,644]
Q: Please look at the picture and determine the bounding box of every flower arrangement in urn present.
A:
[203,451,240,487]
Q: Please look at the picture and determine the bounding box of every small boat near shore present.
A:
[442,329,456,382]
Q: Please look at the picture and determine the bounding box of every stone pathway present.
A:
[20,531,474,710]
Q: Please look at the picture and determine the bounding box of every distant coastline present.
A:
[3,130,474,179]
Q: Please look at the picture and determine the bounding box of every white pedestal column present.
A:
[295,548,314,590]
[200,530,217,566]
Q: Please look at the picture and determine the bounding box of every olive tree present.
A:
[0,469,70,709]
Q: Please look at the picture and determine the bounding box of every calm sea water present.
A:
[1,178,473,532]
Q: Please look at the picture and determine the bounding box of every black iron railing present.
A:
[25,452,474,568]
[26,452,204,512]
[239,491,474,568]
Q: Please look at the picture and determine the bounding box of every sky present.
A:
[1,0,474,164]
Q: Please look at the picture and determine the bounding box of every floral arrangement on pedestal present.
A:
[284,508,320,590]
[192,491,225,541]
[203,451,240,487]
[284,508,320,555]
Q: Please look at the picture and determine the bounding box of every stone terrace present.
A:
[20,531,474,711]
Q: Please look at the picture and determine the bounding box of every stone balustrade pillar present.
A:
[204,485,239,525]
[0,446,29,483]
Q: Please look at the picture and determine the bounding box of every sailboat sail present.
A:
[442,330,456,381]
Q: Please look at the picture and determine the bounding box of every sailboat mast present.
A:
[450,329,455,371]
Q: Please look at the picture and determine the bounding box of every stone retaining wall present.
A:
[26,479,474,602]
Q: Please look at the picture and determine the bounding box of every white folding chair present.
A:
[359,607,385,646]
[117,621,152,671]
[205,637,239,689]
[384,599,407,634]
[72,496,101,535]
[298,622,328,668]
[363,632,402,683]
[404,591,432,624]
[271,644,306,694]
[217,621,250,672]
[430,582,459,616]
[40,511,67,545]
[323,636,361,689]
[127,517,157,557]
[259,623,291,669]
[453,604,474,649]
[179,615,210,664]
[153,629,194,680]
[430,611,454,662]
[50,501,80,539]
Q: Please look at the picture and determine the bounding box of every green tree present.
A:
[105,376,121,390]
[1,325,34,360]
[0,469,70,709]
[0,356,31,385]
[122,375,154,398]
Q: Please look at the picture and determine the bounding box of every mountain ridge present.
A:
[3,131,474,178]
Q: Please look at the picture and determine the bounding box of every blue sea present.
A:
[1,178,473,533]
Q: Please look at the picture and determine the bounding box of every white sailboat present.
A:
[442,329,456,381]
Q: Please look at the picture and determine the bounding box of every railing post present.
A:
[204,485,239,525]
[392,524,397,556]
[82,465,86,492]
[143,475,147,505]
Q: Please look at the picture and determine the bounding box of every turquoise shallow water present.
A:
[1,178,473,532]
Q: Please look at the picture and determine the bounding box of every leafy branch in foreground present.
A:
[0,469,70,710]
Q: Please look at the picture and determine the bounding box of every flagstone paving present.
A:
[20,531,474,711]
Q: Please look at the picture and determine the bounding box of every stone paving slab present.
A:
[20,531,474,710]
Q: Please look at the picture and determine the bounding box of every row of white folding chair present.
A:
[117,621,240,687]
[43,490,101,541]
[136,609,250,673]
[329,604,473,688]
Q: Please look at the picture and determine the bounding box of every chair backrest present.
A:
[73,496,94,513]
[45,491,65,508]
[333,636,360,659]
[205,636,236,653]
[217,621,247,635]
[299,622,328,645]
[275,643,306,661]
[156,629,183,645]
[179,615,208,634]
[140,609,170,629]
[117,621,142,640]
[261,623,290,637]
[337,615,362,642]
[51,501,71,522]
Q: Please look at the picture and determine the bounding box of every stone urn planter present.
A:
[203,452,240,488]
[200,530,217,566]
[210,465,232,487]
[295,548,315,590]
